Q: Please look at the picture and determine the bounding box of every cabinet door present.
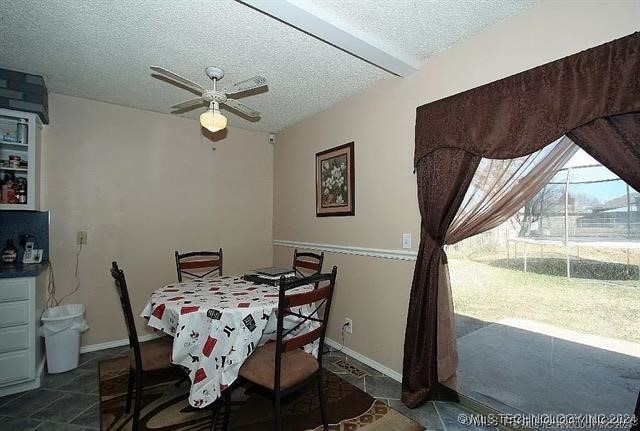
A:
[0,278,31,302]
[0,350,32,384]
[0,325,29,353]
[0,301,30,328]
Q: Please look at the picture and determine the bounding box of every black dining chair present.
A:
[233,267,338,431]
[292,249,324,278]
[109,262,175,431]
[175,248,223,282]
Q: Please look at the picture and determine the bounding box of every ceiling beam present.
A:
[238,0,419,77]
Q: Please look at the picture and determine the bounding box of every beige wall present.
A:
[41,93,273,346]
[273,0,640,374]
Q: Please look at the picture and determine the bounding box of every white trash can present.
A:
[40,304,89,373]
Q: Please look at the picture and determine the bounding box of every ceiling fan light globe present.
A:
[200,109,227,132]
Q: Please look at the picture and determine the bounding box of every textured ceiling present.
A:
[0,0,535,132]
[296,0,538,62]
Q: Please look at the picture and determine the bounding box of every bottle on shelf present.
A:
[17,181,27,204]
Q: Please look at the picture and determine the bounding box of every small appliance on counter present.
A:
[1,238,18,264]
[21,234,43,264]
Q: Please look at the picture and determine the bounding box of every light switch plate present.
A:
[402,233,412,249]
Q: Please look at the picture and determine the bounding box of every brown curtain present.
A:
[403,32,640,409]
[402,148,480,407]
[568,113,640,189]
[414,33,640,163]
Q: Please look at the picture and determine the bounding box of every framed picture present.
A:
[316,142,355,217]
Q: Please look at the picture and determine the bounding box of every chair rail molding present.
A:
[273,239,418,261]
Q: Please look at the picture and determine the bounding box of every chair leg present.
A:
[132,371,143,431]
[317,372,328,431]
[210,398,222,431]
[125,367,134,413]
[274,392,282,431]
[222,390,231,431]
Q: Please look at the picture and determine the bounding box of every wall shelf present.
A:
[0,167,28,172]
[0,203,29,210]
[0,140,28,148]
[0,108,42,210]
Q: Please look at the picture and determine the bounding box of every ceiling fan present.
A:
[150,65,267,132]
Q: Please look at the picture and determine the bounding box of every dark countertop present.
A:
[0,261,49,278]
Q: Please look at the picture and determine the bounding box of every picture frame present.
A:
[316,142,355,217]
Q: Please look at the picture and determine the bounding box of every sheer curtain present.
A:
[435,136,578,387]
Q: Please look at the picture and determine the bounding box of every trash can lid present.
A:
[41,304,86,321]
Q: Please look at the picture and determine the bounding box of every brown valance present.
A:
[414,32,640,164]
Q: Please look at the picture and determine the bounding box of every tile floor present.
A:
[323,349,493,431]
[0,346,129,431]
[0,346,486,431]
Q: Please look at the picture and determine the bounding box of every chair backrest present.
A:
[110,261,142,370]
[175,248,223,282]
[292,249,324,277]
[274,266,337,390]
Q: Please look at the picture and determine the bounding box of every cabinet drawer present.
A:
[0,349,32,384]
[0,325,29,353]
[0,301,30,328]
[0,278,31,302]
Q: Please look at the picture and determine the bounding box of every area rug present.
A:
[99,356,423,431]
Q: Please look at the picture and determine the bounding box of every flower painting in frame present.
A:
[316,142,355,217]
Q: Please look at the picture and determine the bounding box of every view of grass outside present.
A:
[448,246,640,343]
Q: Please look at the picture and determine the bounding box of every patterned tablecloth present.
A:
[141,275,317,408]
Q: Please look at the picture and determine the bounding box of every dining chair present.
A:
[175,248,223,282]
[109,261,174,431]
[292,249,324,278]
[235,266,338,431]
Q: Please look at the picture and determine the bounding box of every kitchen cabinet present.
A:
[0,272,46,396]
[0,108,43,210]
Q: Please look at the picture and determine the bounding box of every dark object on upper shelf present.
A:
[0,67,49,124]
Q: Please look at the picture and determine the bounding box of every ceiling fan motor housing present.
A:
[203,90,227,103]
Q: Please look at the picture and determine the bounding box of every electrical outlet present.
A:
[77,231,88,245]
[402,233,412,249]
[344,317,353,334]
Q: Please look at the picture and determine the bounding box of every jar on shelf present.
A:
[9,155,21,168]
[16,119,28,144]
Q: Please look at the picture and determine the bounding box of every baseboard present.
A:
[80,333,161,354]
[325,338,403,382]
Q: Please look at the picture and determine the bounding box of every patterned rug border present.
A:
[309,400,378,431]
[98,355,424,431]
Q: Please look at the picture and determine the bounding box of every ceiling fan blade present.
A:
[150,66,204,94]
[171,97,205,110]
[225,76,267,95]
[224,98,261,118]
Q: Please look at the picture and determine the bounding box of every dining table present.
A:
[141,274,317,408]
